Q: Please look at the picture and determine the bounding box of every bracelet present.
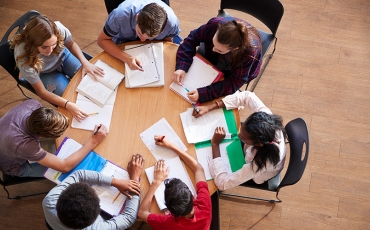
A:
[215,101,221,109]
[64,100,69,109]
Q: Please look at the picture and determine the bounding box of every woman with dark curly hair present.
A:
[193,91,286,190]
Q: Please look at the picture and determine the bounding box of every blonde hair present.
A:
[10,15,64,74]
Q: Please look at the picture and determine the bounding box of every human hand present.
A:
[187,90,199,103]
[211,127,226,145]
[66,101,88,122]
[192,105,211,118]
[153,159,169,185]
[81,62,105,81]
[127,153,144,181]
[154,135,175,150]
[172,69,186,85]
[91,124,107,144]
[113,178,141,199]
[127,56,143,71]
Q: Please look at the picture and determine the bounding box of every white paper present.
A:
[93,59,125,89]
[71,90,117,131]
[145,156,197,211]
[195,142,232,180]
[140,118,188,161]
[180,108,230,143]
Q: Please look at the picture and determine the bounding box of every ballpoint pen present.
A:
[180,84,200,114]
[94,125,102,135]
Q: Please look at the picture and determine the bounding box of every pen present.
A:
[112,192,120,203]
[192,103,199,114]
[94,125,102,135]
[160,136,165,142]
[180,84,190,92]
[88,112,99,116]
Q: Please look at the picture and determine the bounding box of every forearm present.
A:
[211,143,221,159]
[61,139,98,172]
[97,37,130,63]
[169,144,199,172]
[36,88,68,108]
[66,41,89,66]
[138,182,160,222]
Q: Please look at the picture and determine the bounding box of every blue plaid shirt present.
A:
[176,17,262,103]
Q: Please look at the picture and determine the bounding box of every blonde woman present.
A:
[10,15,104,121]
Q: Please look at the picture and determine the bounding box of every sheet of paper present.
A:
[145,156,197,211]
[93,59,125,89]
[71,91,117,131]
[180,108,230,143]
[124,43,160,87]
[92,161,130,216]
[195,142,232,180]
[140,118,188,161]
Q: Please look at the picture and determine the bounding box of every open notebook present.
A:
[43,138,129,216]
[145,156,196,211]
[169,55,223,104]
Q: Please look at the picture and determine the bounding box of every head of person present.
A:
[164,178,194,218]
[212,20,260,67]
[27,107,69,138]
[135,3,167,41]
[10,15,64,73]
[56,182,100,229]
[239,111,286,171]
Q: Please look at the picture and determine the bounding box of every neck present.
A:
[183,208,195,219]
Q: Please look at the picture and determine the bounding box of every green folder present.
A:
[226,139,246,172]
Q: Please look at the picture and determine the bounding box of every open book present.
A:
[145,156,197,211]
[43,137,129,216]
[123,43,162,87]
[169,55,223,104]
[76,59,125,107]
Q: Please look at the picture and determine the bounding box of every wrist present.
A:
[64,100,69,109]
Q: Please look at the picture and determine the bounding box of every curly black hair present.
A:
[164,178,193,217]
[56,182,100,229]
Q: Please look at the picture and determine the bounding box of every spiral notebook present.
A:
[169,54,223,104]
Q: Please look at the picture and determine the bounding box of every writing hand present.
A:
[211,126,226,145]
[172,69,186,85]
[66,102,88,122]
[187,90,199,103]
[127,56,144,71]
[127,153,144,181]
[91,124,107,144]
[192,105,209,118]
[153,159,169,185]
[154,135,174,149]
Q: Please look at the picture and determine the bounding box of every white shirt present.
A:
[209,91,286,190]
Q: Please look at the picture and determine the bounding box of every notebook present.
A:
[169,54,223,104]
[124,43,163,87]
[144,156,197,211]
[76,59,124,107]
[43,137,129,216]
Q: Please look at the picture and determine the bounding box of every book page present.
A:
[140,118,188,161]
[92,162,130,216]
[180,108,230,143]
[170,55,220,104]
[92,59,125,89]
[195,142,232,180]
[76,75,113,107]
[124,43,160,87]
[145,157,197,211]
[71,91,117,131]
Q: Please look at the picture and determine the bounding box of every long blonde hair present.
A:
[10,15,64,74]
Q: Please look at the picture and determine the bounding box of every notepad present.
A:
[124,42,164,88]
[124,43,161,87]
[43,137,129,216]
[140,118,188,161]
[145,156,197,211]
[169,55,223,104]
[71,90,117,131]
[76,59,125,107]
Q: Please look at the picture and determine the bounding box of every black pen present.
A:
[94,125,102,135]
[192,103,199,114]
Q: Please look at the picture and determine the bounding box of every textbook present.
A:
[124,43,163,88]
[145,156,197,211]
[43,137,129,216]
[76,59,125,107]
[169,54,223,104]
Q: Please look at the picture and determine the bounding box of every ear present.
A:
[135,14,139,20]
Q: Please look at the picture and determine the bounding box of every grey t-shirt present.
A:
[43,170,140,230]
[0,99,47,175]
[14,21,72,85]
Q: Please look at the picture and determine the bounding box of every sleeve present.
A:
[103,10,122,37]
[54,21,72,44]
[148,213,170,229]
[16,139,47,162]
[14,44,41,84]
[176,18,220,72]
[209,157,256,190]
[194,182,211,213]
[222,91,272,114]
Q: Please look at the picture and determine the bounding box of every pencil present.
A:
[88,112,99,115]
[112,192,120,203]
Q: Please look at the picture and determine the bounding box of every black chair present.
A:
[220,118,310,203]
[0,10,93,100]
[210,190,220,230]
[104,0,170,15]
[217,0,284,92]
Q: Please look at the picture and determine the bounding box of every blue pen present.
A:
[192,103,199,114]
[180,84,190,92]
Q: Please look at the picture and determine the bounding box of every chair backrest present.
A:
[278,118,310,189]
[218,0,284,35]
[104,0,170,15]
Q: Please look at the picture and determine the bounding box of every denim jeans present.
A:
[18,162,47,177]
[40,48,81,97]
